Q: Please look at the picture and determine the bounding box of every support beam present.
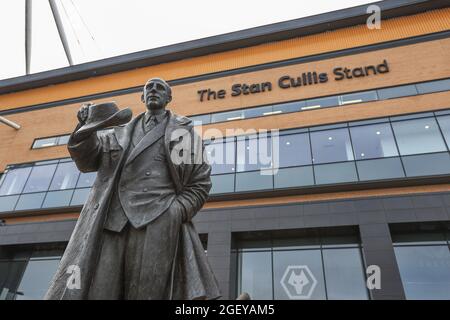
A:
[49,0,74,66]
[25,0,32,74]
[0,116,21,130]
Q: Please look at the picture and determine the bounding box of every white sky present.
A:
[0,0,374,80]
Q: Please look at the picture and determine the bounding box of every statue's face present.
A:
[142,79,171,112]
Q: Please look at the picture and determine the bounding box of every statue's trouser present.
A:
[87,206,182,300]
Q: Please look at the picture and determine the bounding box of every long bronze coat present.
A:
[45,110,221,300]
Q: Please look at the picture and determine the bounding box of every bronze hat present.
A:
[77,102,132,134]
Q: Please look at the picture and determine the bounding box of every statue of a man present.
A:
[45,78,221,300]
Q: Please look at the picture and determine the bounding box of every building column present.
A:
[359,222,405,300]
[206,231,232,299]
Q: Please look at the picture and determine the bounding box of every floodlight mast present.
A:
[49,0,74,66]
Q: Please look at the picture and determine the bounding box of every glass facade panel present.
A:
[236,136,272,172]
[273,101,304,114]
[49,161,79,190]
[205,140,236,174]
[235,171,273,192]
[190,114,211,125]
[310,128,354,164]
[32,137,57,149]
[322,248,368,300]
[402,152,450,177]
[274,166,314,188]
[394,246,450,300]
[76,172,97,188]
[0,167,32,196]
[416,79,450,94]
[314,162,358,185]
[273,249,326,300]
[340,90,378,105]
[304,96,339,110]
[436,115,450,148]
[350,123,398,160]
[0,261,27,300]
[211,109,243,123]
[238,251,273,300]
[70,188,91,206]
[0,195,19,212]
[57,135,70,145]
[391,118,447,155]
[243,106,273,119]
[22,164,57,193]
[42,190,74,208]
[15,193,46,211]
[210,174,235,194]
[377,84,418,100]
[356,158,405,181]
[278,133,312,167]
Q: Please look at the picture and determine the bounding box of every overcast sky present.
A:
[0,0,374,80]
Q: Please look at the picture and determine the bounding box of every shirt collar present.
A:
[145,110,167,124]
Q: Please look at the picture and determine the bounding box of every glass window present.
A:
[377,85,418,100]
[322,248,368,300]
[0,167,32,196]
[210,174,235,194]
[340,90,378,105]
[416,79,450,94]
[76,172,96,188]
[15,258,61,300]
[310,128,354,164]
[0,261,27,300]
[190,114,211,125]
[235,171,273,192]
[314,162,358,185]
[273,101,305,114]
[391,118,447,155]
[436,115,450,148]
[350,123,398,160]
[22,164,57,193]
[49,162,79,191]
[70,188,91,206]
[42,190,74,208]
[205,140,236,174]
[277,133,312,167]
[236,136,272,172]
[356,158,405,181]
[402,153,450,177]
[0,195,19,212]
[243,106,273,119]
[57,135,70,145]
[238,251,273,300]
[32,137,57,149]
[274,166,314,189]
[304,96,339,110]
[15,193,46,211]
[273,249,326,300]
[394,245,450,300]
[211,109,244,123]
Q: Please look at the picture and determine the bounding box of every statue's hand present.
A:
[77,103,91,125]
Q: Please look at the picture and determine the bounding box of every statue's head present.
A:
[141,78,172,112]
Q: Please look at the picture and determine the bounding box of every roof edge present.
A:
[0,0,448,95]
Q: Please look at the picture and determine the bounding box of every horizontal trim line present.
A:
[1,30,450,117]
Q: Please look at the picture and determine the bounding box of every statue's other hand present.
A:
[77,104,91,125]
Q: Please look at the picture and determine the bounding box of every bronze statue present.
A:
[45,78,220,300]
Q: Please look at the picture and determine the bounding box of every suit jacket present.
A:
[45,110,220,300]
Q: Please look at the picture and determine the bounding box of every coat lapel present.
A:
[114,113,142,151]
[125,116,168,165]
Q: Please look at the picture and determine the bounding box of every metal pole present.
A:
[0,116,21,130]
[48,0,74,66]
[25,0,32,74]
